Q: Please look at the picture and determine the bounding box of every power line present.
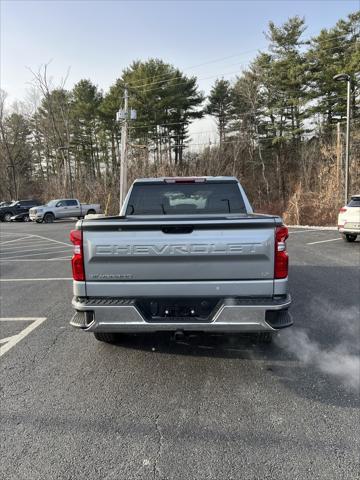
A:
[132,38,357,93]
[125,42,358,98]
[127,54,254,90]
[127,95,353,132]
[123,31,355,91]
[139,126,360,149]
[127,116,360,151]
[122,49,261,89]
[128,60,247,91]
[130,68,245,94]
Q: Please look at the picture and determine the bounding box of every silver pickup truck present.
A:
[29,198,101,223]
[70,177,292,344]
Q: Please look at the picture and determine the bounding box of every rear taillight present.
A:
[275,226,289,279]
[70,229,85,281]
[339,207,347,213]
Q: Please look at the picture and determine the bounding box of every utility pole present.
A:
[336,122,341,184]
[345,79,351,204]
[333,73,351,205]
[119,86,128,212]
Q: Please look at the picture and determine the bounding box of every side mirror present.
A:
[16,204,21,208]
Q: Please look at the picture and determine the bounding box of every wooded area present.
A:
[0,13,359,224]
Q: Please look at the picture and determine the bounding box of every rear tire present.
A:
[94,332,120,344]
[43,213,55,223]
[344,234,357,242]
[86,209,96,215]
[3,212,12,222]
[23,215,30,222]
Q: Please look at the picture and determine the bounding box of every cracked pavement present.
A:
[0,222,359,479]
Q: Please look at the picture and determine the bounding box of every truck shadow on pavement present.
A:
[112,331,283,360]
[106,263,359,407]
[107,331,359,408]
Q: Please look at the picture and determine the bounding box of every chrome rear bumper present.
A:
[71,295,292,333]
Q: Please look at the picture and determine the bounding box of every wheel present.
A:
[94,332,120,344]
[344,234,357,242]
[257,332,274,344]
[86,209,96,215]
[43,213,55,223]
[23,215,30,222]
[3,212,12,222]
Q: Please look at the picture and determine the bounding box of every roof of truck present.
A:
[133,176,238,183]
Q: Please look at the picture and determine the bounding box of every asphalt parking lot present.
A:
[0,221,359,480]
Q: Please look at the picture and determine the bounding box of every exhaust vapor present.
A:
[276,305,360,391]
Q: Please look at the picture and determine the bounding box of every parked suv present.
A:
[0,200,41,222]
[338,194,360,242]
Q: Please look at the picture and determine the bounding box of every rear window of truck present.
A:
[126,182,246,215]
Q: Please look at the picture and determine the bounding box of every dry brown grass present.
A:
[23,128,360,226]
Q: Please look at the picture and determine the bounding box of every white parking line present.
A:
[307,238,342,245]
[3,248,71,260]
[50,256,72,260]
[0,278,72,282]
[0,257,71,262]
[0,244,72,255]
[1,233,71,245]
[0,317,46,358]
[0,239,58,250]
[29,234,71,247]
[0,235,33,245]
[288,230,314,234]
[0,232,31,237]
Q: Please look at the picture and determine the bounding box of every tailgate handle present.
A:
[162,226,193,234]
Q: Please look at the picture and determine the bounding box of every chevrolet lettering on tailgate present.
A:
[94,243,259,256]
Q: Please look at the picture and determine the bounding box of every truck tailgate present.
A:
[81,217,276,297]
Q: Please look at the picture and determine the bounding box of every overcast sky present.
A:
[1,0,357,142]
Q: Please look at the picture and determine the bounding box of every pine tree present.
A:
[306,12,360,127]
[104,59,204,164]
[71,79,103,178]
[206,79,233,144]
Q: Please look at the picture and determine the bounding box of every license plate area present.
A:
[136,297,221,323]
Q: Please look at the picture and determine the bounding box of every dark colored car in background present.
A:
[0,200,41,222]
[10,212,32,222]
